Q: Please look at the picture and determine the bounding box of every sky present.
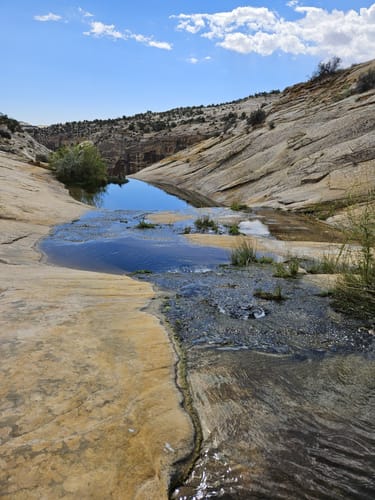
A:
[1,1,374,125]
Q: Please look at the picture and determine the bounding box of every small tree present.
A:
[310,56,342,81]
[50,142,107,190]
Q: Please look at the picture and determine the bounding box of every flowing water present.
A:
[41,180,375,499]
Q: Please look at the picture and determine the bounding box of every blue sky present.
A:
[1,1,374,124]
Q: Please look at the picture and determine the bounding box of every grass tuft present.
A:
[231,240,257,266]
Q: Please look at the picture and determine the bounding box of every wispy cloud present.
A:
[34,12,62,22]
[83,20,172,50]
[78,7,94,18]
[172,3,375,64]
[186,56,212,64]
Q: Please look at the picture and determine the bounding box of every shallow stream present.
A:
[41,180,375,499]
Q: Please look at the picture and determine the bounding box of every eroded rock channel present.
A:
[41,180,375,499]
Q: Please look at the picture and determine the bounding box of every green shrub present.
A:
[50,142,107,190]
[230,201,248,211]
[194,215,219,233]
[228,224,241,235]
[274,258,299,278]
[355,68,375,93]
[231,240,257,266]
[331,196,375,320]
[136,219,156,229]
[247,108,266,127]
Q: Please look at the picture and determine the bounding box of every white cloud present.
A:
[84,21,124,39]
[172,3,375,64]
[84,21,172,50]
[84,21,126,40]
[186,55,212,64]
[34,13,62,22]
[78,7,94,18]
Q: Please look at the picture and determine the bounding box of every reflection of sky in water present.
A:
[73,179,191,211]
[239,220,270,237]
[42,181,228,273]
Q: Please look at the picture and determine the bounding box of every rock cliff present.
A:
[26,94,279,177]
[135,60,375,213]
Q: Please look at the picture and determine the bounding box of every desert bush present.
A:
[50,142,107,190]
[274,258,299,278]
[228,224,241,236]
[247,108,266,127]
[35,153,49,163]
[310,56,341,81]
[331,196,375,319]
[0,129,11,139]
[355,68,375,93]
[230,200,248,211]
[194,215,219,233]
[136,219,156,229]
[0,114,21,133]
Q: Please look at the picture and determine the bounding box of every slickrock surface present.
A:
[135,60,375,212]
[0,152,192,499]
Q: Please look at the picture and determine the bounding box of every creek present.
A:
[41,179,375,499]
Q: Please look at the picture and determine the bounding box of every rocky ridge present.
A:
[25,93,280,177]
[135,60,375,213]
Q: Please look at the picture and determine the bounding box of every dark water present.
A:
[175,349,375,500]
[42,180,229,273]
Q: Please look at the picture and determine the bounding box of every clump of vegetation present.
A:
[50,142,107,190]
[304,253,349,274]
[0,129,11,140]
[274,258,300,278]
[231,240,257,266]
[355,68,375,94]
[194,215,219,233]
[310,56,342,81]
[35,153,49,163]
[254,285,285,301]
[331,196,375,320]
[230,201,248,211]
[247,108,266,127]
[183,226,192,234]
[135,219,156,229]
[0,114,22,133]
[228,224,241,236]
[258,256,274,264]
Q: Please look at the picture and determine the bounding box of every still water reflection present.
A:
[69,179,191,211]
[43,180,228,273]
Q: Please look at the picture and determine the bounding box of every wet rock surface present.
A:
[138,266,375,499]
[142,266,374,355]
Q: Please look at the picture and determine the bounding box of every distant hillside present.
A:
[26,92,280,177]
[135,60,375,214]
[0,114,50,162]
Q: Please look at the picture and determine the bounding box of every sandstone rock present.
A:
[0,152,193,499]
[135,60,375,213]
